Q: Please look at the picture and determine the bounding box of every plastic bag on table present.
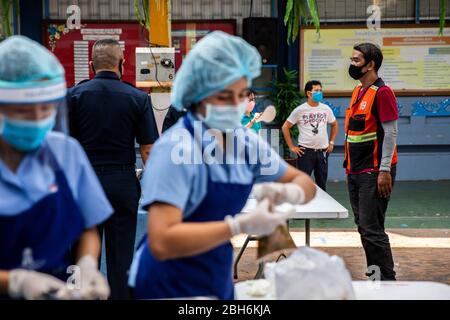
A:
[264,246,355,300]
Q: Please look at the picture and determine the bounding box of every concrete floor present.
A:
[101,181,450,285]
[231,228,450,285]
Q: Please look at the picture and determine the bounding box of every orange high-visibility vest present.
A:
[344,84,398,172]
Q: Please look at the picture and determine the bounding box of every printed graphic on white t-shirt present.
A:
[286,102,336,149]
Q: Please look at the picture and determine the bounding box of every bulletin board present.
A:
[300,25,450,96]
[43,20,236,88]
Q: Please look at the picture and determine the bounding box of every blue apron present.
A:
[133,116,253,300]
[0,146,85,282]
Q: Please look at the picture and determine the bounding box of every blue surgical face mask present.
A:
[0,112,56,151]
[312,91,323,103]
[200,100,247,132]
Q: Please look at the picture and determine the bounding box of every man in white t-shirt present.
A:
[282,80,339,191]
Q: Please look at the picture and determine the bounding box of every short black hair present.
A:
[353,43,383,71]
[304,80,322,95]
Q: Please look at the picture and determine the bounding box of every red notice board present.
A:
[43,20,236,88]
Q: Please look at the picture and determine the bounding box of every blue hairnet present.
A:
[0,35,66,104]
[171,31,261,111]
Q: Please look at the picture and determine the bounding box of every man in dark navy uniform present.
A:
[162,105,186,133]
[67,39,159,299]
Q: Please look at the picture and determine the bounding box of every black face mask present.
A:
[348,63,368,80]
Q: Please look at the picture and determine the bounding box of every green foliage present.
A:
[284,0,320,44]
[0,0,20,39]
[285,0,446,40]
[0,0,13,39]
[269,68,304,157]
[135,0,150,30]
[439,0,446,36]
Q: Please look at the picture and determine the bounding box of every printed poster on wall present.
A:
[301,27,450,95]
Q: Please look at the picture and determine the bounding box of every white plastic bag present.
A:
[264,247,355,300]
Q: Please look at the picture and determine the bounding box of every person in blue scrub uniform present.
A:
[128,31,317,300]
[0,36,113,300]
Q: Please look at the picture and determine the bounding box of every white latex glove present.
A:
[74,255,110,300]
[8,269,70,300]
[225,198,295,236]
[252,182,305,205]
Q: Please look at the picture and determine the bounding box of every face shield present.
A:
[0,99,68,152]
[0,36,70,168]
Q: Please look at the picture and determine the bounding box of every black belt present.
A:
[92,164,136,173]
[299,145,327,152]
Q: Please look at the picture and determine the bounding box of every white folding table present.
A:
[233,186,349,279]
[234,280,450,300]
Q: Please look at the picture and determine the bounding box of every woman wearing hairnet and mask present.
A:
[128,32,316,300]
[0,36,113,300]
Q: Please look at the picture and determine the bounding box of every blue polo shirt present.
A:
[0,132,113,228]
[140,112,288,218]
